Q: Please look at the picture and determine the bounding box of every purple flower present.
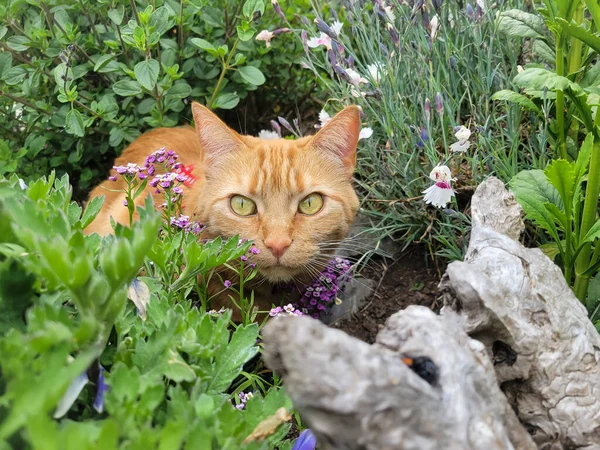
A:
[173,186,183,195]
[109,175,117,181]
[93,366,108,413]
[301,30,309,54]
[249,247,260,255]
[147,165,155,176]
[115,166,128,174]
[271,0,286,20]
[241,255,248,262]
[224,280,232,288]
[466,3,475,20]
[292,430,317,450]
[387,23,399,46]
[139,173,147,180]
[435,92,444,115]
[123,199,128,206]
[425,98,431,121]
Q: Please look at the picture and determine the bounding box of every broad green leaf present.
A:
[150,6,173,35]
[108,6,124,25]
[513,68,582,94]
[113,80,143,96]
[586,271,600,312]
[584,0,600,33]
[238,66,266,85]
[492,90,540,112]
[191,38,219,57]
[532,40,555,64]
[539,241,562,261]
[164,350,196,382]
[497,9,545,38]
[0,26,7,40]
[134,59,160,91]
[509,169,563,243]
[7,36,30,52]
[93,54,116,72]
[556,18,600,56]
[236,26,255,41]
[574,133,594,183]
[545,159,575,215]
[65,109,85,137]
[212,92,240,110]
[2,67,27,86]
[166,83,192,99]
[242,0,265,18]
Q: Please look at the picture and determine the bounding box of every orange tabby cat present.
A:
[86,102,360,315]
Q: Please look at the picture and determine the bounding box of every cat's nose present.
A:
[264,237,292,260]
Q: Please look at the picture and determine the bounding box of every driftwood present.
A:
[440,177,600,449]
[262,176,600,449]
[263,307,535,449]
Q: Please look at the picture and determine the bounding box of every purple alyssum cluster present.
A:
[270,303,304,317]
[235,391,254,410]
[299,257,352,319]
[170,215,203,235]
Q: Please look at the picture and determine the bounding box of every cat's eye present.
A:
[230,195,257,216]
[298,193,324,215]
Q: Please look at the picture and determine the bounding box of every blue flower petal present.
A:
[93,366,108,413]
[292,429,317,450]
[53,371,89,419]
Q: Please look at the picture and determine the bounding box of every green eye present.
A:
[298,193,324,215]
[230,195,257,216]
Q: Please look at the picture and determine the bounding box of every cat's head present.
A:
[190,102,360,283]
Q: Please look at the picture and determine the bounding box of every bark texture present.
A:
[263,307,535,449]
[440,176,600,449]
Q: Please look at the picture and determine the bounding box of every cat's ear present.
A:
[309,105,361,172]
[191,102,244,161]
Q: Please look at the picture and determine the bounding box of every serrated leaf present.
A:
[238,65,266,85]
[65,109,85,137]
[113,80,143,96]
[557,18,600,55]
[492,90,540,112]
[134,59,160,91]
[497,9,545,38]
[81,195,104,228]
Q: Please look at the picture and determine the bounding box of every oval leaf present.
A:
[113,80,143,97]
[492,90,540,112]
[497,9,544,38]
[238,66,266,86]
[65,109,85,137]
[134,59,160,91]
[513,68,581,94]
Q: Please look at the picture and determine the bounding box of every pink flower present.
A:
[256,30,275,47]
[307,32,332,50]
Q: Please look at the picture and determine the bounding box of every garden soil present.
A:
[333,249,442,344]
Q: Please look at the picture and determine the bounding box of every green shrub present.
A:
[0,0,313,196]
[0,172,297,449]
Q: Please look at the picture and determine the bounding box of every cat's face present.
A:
[190,103,360,283]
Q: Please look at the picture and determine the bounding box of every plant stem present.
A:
[574,139,600,301]
[207,38,240,109]
[556,40,568,160]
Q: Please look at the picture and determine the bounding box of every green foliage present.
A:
[0,174,297,449]
[0,0,313,193]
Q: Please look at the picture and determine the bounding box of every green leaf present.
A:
[584,0,600,33]
[238,66,266,85]
[557,18,600,55]
[532,40,555,64]
[2,67,27,86]
[94,54,116,72]
[236,26,255,41]
[134,59,160,91]
[191,38,219,57]
[0,26,7,41]
[212,92,240,110]
[545,159,576,215]
[509,169,563,243]
[492,90,540,112]
[65,109,85,137]
[7,36,30,52]
[113,80,143,96]
[539,241,562,261]
[243,0,265,18]
[166,82,192,99]
[513,68,582,94]
[81,195,104,228]
[497,9,545,38]
[108,6,124,25]
[164,350,196,382]
[574,133,594,183]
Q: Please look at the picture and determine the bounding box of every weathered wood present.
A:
[263,306,535,450]
[440,176,600,449]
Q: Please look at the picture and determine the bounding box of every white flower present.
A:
[258,129,279,139]
[345,68,368,86]
[517,65,524,73]
[423,165,455,208]
[18,178,27,190]
[54,372,89,419]
[450,140,471,153]
[331,20,343,36]
[284,303,295,313]
[366,63,386,83]
[359,127,373,140]
[255,30,275,47]
[454,125,471,141]
[383,3,396,22]
[307,32,332,50]
[316,109,332,128]
[430,14,440,41]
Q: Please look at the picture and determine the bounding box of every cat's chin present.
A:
[257,265,305,283]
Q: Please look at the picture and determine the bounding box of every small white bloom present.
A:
[454,125,471,141]
[429,164,454,183]
[359,127,373,140]
[430,14,440,41]
[448,11,455,29]
[307,32,332,50]
[517,65,524,73]
[423,183,455,208]
[18,178,27,190]
[383,4,396,22]
[450,140,471,153]
[350,87,362,98]
[284,303,295,313]
[331,20,343,36]
[316,109,332,128]
[54,372,89,419]
[345,68,368,86]
[255,30,275,47]
[366,63,386,83]
[258,129,279,139]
